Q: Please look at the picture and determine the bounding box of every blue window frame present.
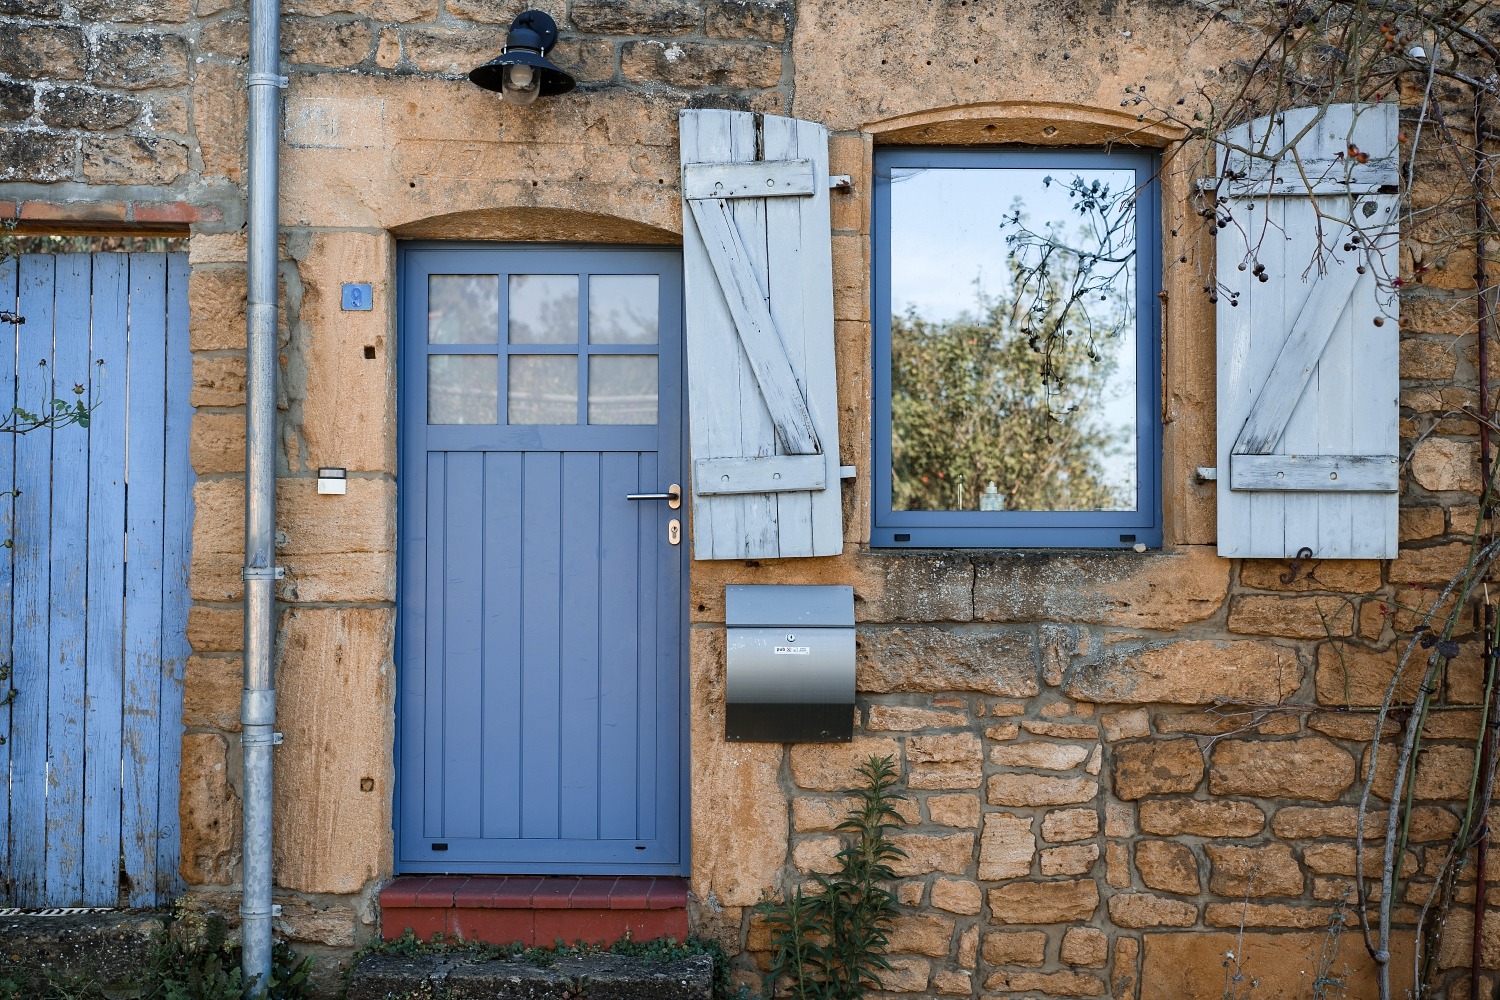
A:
[872,146,1163,549]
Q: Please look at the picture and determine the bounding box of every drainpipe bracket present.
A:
[248,73,289,89]
[241,904,284,918]
[242,566,285,580]
[241,731,284,747]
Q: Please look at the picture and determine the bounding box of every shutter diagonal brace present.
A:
[686,194,823,457]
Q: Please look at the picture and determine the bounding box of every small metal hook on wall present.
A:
[1280,546,1315,585]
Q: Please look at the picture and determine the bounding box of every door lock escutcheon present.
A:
[626,483,682,510]
[668,518,681,546]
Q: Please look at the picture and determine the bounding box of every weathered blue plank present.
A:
[519,451,562,840]
[597,452,641,840]
[558,451,601,840]
[440,451,484,840]
[11,254,56,905]
[121,254,168,904]
[45,255,93,904]
[636,450,661,842]
[81,253,128,906]
[480,452,522,840]
[153,251,191,901]
[0,255,18,890]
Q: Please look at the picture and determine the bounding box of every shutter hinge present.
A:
[1195,467,1218,482]
[839,465,857,480]
[829,175,853,192]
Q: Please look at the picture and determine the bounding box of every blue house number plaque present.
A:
[341,283,373,311]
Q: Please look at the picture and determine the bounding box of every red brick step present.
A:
[379,876,689,947]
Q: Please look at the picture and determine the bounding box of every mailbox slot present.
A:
[725,584,854,743]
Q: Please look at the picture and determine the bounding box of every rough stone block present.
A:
[187,605,243,653]
[1315,642,1429,707]
[988,880,1098,924]
[1389,542,1472,585]
[179,732,237,885]
[1040,807,1099,843]
[1136,840,1199,895]
[1205,843,1304,897]
[1101,708,1150,742]
[182,654,242,732]
[272,607,393,893]
[973,546,1227,628]
[1107,893,1197,928]
[707,0,788,40]
[0,24,86,79]
[987,773,1098,807]
[984,970,1108,995]
[1023,719,1099,739]
[978,813,1034,880]
[1040,843,1098,876]
[38,85,141,130]
[879,957,931,993]
[1203,903,1342,929]
[867,704,967,731]
[1239,558,1381,593]
[192,354,247,408]
[1210,737,1356,801]
[620,40,783,89]
[982,929,1047,966]
[93,30,191,89]
[889,833,975,876]
[193,62,247,183]
[1065,640,1302,705]
[930,878,982,915]
[283,19,375,66]
[690,627,787,908]
[927,794,979,828]
[789,736,900,790]
[0,79,33,121]
[571,0,700,34]
[857,626,1038,696]
[1411,438,1481,493]
[189,411,245,474]
[1143,932,1412,999]
[0,131,74,182]
[1060,927,1108,968]
[887,914,955,957]
[792,835,840,875]
[1137,799,1265,837]
[81,134,188,185]
[1228,594,1355,639]
[990,741,1091,770]
[1111,739,1204,800]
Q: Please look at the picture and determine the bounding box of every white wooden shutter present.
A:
[679,109,842,560]
[1216,102,1401,559]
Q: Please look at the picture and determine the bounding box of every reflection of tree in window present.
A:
[509,274,578,344]
[428,275,500,345]
[891,174,1136,513]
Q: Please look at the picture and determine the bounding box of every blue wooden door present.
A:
[398,246,686,874]
[1,253,191,906]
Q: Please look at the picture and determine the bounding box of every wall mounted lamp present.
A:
[468,9,576,107]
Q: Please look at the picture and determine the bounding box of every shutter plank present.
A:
[686,197,821,456]
[1229,454,1398,491]
[682,160,816,200]
[695,454,826,495]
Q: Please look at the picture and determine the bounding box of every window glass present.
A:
[874,149,1161,548]
[508,274,578,344]
[428,355,498,424]
[508,355,578,424]
[589,275,659,344]
[428,275,499,344]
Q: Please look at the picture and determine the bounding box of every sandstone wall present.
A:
[0,0,1491,994]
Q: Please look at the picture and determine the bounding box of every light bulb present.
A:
[501,63,540,106]
[510,63,534,88]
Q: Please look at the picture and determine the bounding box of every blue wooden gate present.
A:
[0,252,192,907]
[397,245,687,874]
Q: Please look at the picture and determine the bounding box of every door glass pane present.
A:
[589,275,659,344]
[887,166,1139,512]
[428,275,499,344]
[589,355,657,425]
[509,355,578,424]
[428,355,498,424]
[509,274,578,344]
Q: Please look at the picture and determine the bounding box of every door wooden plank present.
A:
[480,452,522,840]
[0,255,16,892]
[519,451,563,840]
[153,251,191,902]
[441,450,485,840]
[558,452,602,840]
[11,254,56,905]
[598,452,641,841]
[81,254,128,906]
[45,254,92,905]
[635,450,660,841]
[764,114,841,558]
[681,159,816,200]
[421,453,445,839]
[121,254,168,904]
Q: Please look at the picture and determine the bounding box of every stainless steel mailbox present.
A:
[725,584,854,743]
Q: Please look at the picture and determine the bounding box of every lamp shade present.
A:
[469,10,576,100]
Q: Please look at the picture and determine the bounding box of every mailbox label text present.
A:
[774,646,811,655]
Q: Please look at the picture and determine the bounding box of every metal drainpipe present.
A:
[242,0,283,987]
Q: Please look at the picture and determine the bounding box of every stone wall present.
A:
[0,0,1493,994]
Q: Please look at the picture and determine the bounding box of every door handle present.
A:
[626,483,681,510]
